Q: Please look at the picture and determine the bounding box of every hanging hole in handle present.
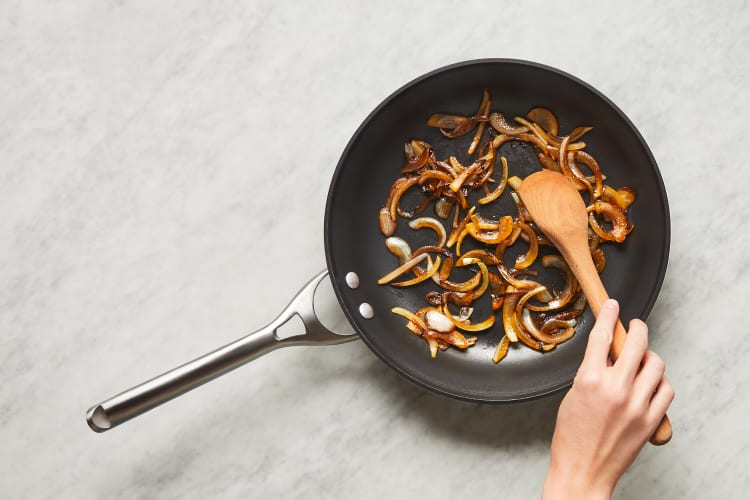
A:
[313,275,355,335]
[275,314,307,340]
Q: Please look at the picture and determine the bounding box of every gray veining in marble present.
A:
[1,1,749,498]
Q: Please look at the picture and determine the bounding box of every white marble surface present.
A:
[2,1,749,498]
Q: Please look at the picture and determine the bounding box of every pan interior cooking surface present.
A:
[325,59,669,403]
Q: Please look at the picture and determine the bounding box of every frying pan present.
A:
[86,59,669,432]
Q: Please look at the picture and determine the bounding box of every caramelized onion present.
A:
[380,90,633,362]
[478,156,509,204]
[468,90,491,155]
[526,107,558,136]
[588,201,633,242]
[489,112,528,135]
[409,217,447,247]
[514,222,539,270]
[442,303,495,332]
[393,256,441,287]
[377,253,428,284]
[492,335,510,364]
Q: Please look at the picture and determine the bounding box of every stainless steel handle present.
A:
[86,271,357,432]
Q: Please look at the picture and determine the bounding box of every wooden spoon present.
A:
[518,169,672,446]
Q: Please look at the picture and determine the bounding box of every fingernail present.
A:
[604,299,619,310]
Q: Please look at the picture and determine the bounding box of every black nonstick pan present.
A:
[87,59,669,432]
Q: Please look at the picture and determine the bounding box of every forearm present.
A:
[542,462,612,500]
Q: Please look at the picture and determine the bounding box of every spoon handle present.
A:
[564,242,673,446]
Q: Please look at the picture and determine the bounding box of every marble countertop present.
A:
[2,1,748,498]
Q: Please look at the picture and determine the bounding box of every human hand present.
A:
[542,299,674,500]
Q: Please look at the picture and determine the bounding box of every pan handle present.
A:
[86,270,357,432]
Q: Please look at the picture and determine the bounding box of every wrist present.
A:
[542,461,613,500]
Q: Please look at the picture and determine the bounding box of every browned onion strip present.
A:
[392,256,441,287]
[379,206,396,236]
[525,255,578,312]
[514,222,539,270]
[567,151,594,198]
[457,249,500,266]
[526,107,559,136]
[442,303,495,332]
[478,156,509,204]
[514,116,549,148]
[402,140,431,173]
[522,307,575,345]
[601,185,635,210]
[427,114,477,138]
[588,201,633,242]
[457,259,490,299]
[501,286,522,342]
[573,150,603,199]
[468,90,491,155]
[540,318,577,334]
[492,335,510,364]
[488,272,506,311]
[378,253,428,284]
[432,268,482,292]
[392,307,428,332]
[489,112,528,135]
[446,206,475,248]
[449,161,481,192]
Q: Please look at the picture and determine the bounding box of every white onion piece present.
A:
[385,237,412,265]
[425,310,455,333]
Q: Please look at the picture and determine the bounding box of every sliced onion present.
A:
[526,107,559,136]
[601,185,635,210]
[488,272,506,311]
[522,307,575,346]
[392,256,441,287]
[426,114,477,138]
[588,201,633,242]
[468,90,491,155]
[442,303,495,332]
[456,259,490,299]
[434,196,454,219]
[478,156,509,204]
[456,249,500,266]
[446,206,475,248]
[432,267,482,292]
[525,254,578,312]
[592,247,606,273]
[489,112,528,135]
[492,335,510,364]
[391,306,428,332]
[573,150,603,199]
[449,161,481,192]
[465,216,513,246]
[425,309,455,333]
[541,317,577,334]
[409,217,447,247]
[377,253,428,285]
[501,286,522,342]
[385,237,412,265]
[402,140,431,173]
[514,116,549,148]
[513,287,555,351]
[514,222,539,270]
[379,206,396,236]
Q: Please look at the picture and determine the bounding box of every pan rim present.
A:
[324,58,670,404]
